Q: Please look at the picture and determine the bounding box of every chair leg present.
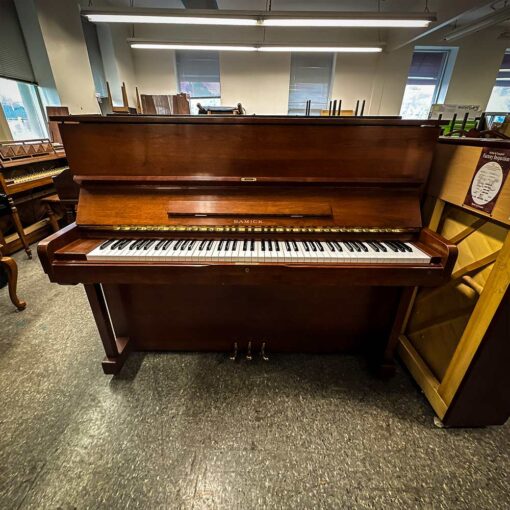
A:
[0,255,26,311]
[9,197,31,259]
[46,203,60,233]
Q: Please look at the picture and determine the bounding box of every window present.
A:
[400,49,455,119]
[0,76,47,140]
[288,53,334,115]
[176,51,221,114]
[486,51,510,112]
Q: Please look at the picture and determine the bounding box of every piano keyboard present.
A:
[87,238,432,264]
[6,166,68,185]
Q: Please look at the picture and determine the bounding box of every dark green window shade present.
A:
[0,0,35,83]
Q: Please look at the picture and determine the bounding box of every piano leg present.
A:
[9,198,31,259]
[0,249,26,311]
[375,286,417,377]
[84,283,131,374]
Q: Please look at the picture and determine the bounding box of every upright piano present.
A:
[38,115,457,375]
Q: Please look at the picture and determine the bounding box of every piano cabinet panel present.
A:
[102,283,401,354]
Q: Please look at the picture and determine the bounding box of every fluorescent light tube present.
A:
[259,47,383,53]
[131,43,258,51]
[86,14,258,26]
[130,43,383,53]
[262,19,431,27]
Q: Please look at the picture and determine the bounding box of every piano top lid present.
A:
[50,114,443,127]
[56,115,442,187]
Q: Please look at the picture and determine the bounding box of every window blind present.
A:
[495,51,510,86]
[288,53,333,115]
[407,51,447,86]
[176,51,221,99]
[0,0,35,83]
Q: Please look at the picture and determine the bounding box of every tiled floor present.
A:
[0,248,509,509]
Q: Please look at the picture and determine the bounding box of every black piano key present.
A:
[316,241,324,252]
[285,240,291,252]
[344,242,354,252]
[367,241,379,252]
[268,239,272,251]
[111,239,125,249]
[395,241,412,252]
[218,240,224,251]
[374,241,387,252]
[384,241,399,252]
[206,240,214,250]
[333,241,343,252]
[232,240,237,251]
[130,239,143,250]
[251,239,255,251]
[358,241,369,252]
[351,241,362,252]
[303,241,310,252]
[179,240,189,250]
[326,241,335,252]
[155,240,166,250]
[310,241,317,252]
[261,240,266,252]
[136,240,150,250]
[143,240,156,250]
[162,240,173,250]
[173,240,183,250]
[275,241,280,252]
[198,240,207,250]
[390,241,405,252]
[188,240,197,250]
[100,239,116,250]
[292,240,298,252]
[243,239,248,251]
[225,240,230,251]
[117,239,132,249]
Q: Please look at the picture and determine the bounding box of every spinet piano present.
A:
[0,139,68,257]
[38,115,457,375]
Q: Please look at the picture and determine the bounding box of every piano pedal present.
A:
[260,341,269,361]
[246,341,253,361]
[229,341,238,361]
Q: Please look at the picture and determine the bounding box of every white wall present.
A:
[220,52,291,114]
[443,34,508,108]
[29,0,99,113]
[133,49,178,96]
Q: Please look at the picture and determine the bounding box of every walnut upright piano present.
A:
[39,115,457,375]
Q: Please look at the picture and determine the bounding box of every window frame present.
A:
[400,46,457,119]
[287,52,335,116]
[174,50,221,114]
[0,76,49,141]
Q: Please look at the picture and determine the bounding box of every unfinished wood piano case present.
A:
[399,138,510,427]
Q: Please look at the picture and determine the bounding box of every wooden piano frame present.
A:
[39,116,457,375]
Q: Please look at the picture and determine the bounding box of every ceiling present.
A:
[80,1,510,49]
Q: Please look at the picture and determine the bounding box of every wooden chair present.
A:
[0,244,26,311]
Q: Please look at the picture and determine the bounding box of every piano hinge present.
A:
[86,224,415,234]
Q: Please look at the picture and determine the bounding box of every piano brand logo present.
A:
[234,219,263,224]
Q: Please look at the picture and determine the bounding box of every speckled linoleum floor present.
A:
[0,247,509,510]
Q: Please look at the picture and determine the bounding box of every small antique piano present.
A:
[38,115,457,375]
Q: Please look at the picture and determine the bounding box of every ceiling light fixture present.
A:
[131,43,258,51]
[261,19,431,28]
[444,6,510,41]
[83,8,435,29]
[85,14,258,26]
[130,42,383,53]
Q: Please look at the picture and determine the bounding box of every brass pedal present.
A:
[229,342,238,361]
[261,341,269,361]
